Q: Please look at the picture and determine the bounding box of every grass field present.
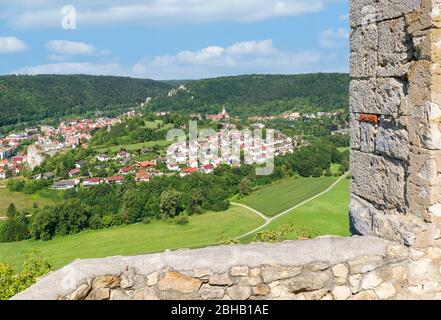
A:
[94,140,171,153]
[239,177,338,217]
[0,189,56,216]
[241,178,350,243]
[143,120,164,129]
[0,207,264,269]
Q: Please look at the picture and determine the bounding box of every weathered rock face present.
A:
[349,0,441,248]
[26,145,45,170]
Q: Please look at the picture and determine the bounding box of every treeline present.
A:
[0,75,170,128]
[149,74,349,117]
[0,137,349,242]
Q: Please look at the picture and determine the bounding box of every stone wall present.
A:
[349,0,441,248]
[11,237,441,300]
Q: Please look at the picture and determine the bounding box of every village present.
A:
[0,106,346,189]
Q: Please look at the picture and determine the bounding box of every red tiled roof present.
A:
[106,175,124,182]
[182,167,198,174]
[136,172,151,180]
[138,161,155,168]
[69,168,81,175]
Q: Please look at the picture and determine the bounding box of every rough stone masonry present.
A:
[349,0,441,248]
[12,0,441,301]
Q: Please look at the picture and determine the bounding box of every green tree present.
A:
[160,190,184,218]
[6,204,16,219]
[239,177,253,197]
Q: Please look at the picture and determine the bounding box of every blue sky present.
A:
[0,0,349,80]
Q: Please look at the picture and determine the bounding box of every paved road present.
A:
[232,173,348,240]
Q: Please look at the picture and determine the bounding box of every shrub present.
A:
[253,224,318,243]
[0,249,52,300]
[142,217,151,225]
[88,214,102,230]
[101,215,113,228]
[175,216,189,225]
[7,180,25,192]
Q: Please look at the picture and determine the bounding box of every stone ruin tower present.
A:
[349,0,441,248]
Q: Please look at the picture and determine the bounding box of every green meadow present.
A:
[0,207,264,269]
[241,178,350,243]
[239,177,338,217]
[0,189,56,217]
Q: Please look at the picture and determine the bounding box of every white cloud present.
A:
[132,39,321,79]
[46,40,95,55]
[10,38,350,79]
[3,0,325,29]
[318,28,348,48]
[0,36,28,53]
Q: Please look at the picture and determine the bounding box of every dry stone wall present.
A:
[12,237,441,300]
[349,0,441,248]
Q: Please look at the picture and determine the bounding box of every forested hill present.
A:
[0,73,349,129]
[0,75,171,127]
[150,73,350,116]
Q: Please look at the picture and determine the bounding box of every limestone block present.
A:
[350,0,381,28]
[65,283,91,300]
[209,274,234,286]
[350,0,421,27]
[252,284,270,296]
[230,266,249,277]
[373,213,427,246]
[349,290,378,300]
[193,268,213,279]
[147,271,159,286]
[332,264,349,279]
[281,271,333,294]
[350,114,361,150]
[260,265,302,283]
[350,78,404,115]
[421,123,441,150]
[408,60,432,107]
[350,24,379,77]
[360,271,383,289]
[348,256,384,274]
[378,0,422,21]
[375,282,397,299]
[349,195,376,236]
[158,271,202,293]
[378,17,411,77]
[226,286,252,300]
[85,288,110,300]
[199,284,225,300]
[332,286,352,300]
[360,122,377,153]
[376,125,410,161]
[351,151,406,209]
[92,276,120,289]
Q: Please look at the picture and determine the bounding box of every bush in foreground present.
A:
[0,249,52,300]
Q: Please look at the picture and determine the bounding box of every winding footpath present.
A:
[232,173,348,240]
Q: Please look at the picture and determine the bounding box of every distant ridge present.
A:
[0,73,349,128]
